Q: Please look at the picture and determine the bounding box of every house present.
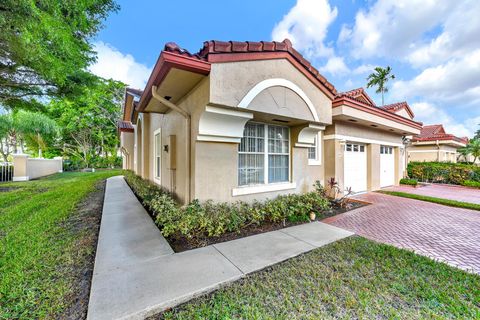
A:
[119,39,422,204]
[407,124,468,163]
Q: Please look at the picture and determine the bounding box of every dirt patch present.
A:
[167,200,367,253]
[60,181,106,320]
[0,186,21,192]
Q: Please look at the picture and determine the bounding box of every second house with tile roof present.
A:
[407,124,468,163]
[119,39,423,203]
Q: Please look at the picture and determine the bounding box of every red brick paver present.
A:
[324,193,480,274]
[384,184,480,204]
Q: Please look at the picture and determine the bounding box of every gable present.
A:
[395,108,413,120]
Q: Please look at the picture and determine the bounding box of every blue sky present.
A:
[90,0,480,137]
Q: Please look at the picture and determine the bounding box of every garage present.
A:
[344,143,367,193]
[380,145,395,187]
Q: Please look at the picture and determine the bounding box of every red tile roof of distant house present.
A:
[117,120,134,132]
[379,101,415,119]
[336,88,376,106]
[137,39,338,111]
[412,124,468,144]
[333,88,423,129]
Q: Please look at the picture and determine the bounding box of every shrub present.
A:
[399,178,418,186]
[461,180,480,188]
[407,162,480,185]
[123,171,330,240]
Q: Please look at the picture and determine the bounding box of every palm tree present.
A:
[457,146,470,163]
[13,111,58,158]
[467,139,480,164]
[366,66,395,106]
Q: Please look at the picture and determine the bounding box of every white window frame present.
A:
[236,122,292,189]
[153,128,161,184]
[308,132,322,166]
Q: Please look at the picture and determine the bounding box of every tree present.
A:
[366,66,395,106]
[48,76,124,167]
[0,0,119,110]
[0,110,58,159]
[467,139,480,164]
[14,110,59,157]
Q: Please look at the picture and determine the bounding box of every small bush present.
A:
[462,180,480,188]
[123,170,330,240]
[399,178,418,186]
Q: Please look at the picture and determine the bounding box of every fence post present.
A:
[13,154,29,181]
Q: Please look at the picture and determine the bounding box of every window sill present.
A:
[308,159,322,166]
[232,182,297,196]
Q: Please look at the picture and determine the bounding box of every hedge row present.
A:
[407,162,480,185]
[399,178,418,186]
[123,170,330,240]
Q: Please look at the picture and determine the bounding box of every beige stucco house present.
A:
[119,39,422,204]
[407,124,467,163]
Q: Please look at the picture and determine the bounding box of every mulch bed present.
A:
[61,180,106,320]
[167,199,368,253]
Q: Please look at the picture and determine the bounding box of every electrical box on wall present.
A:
[167,135,176,169]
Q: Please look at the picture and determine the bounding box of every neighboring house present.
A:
[119,39,422,204]
[407,124,468,163]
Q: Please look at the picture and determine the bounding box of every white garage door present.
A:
[380,145,395,187]
[344,143,367,193]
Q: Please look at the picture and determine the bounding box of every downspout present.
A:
[151,86,191,203]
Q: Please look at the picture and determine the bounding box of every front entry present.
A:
[380,145,395,187]
[344,143,367,193]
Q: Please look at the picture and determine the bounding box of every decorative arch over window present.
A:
[237,78,320,122]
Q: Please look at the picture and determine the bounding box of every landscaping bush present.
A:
[399,178,418,186]
[462,180,480,188]
[123,170,330,240]
[407,162,480,185]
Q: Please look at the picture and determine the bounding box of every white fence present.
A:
[0,162,13,182]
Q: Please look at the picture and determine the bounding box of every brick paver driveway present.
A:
[323,192,480,274]
[384,183,480,204]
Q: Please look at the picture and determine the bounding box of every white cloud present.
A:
[271,0,338,59]
[406,1,480,67]
[340,1,456,59]
[411,102,479,137]
[320,56,349,75]
[89,41,151,89]
[392,49,480,106]
[352,64,376,75]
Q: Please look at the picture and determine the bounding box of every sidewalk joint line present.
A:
[278,228,318,248]
[212,245,246,275]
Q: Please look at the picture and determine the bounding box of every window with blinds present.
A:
[238,122,290,186]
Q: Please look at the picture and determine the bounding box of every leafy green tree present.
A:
[0,110,58,159]
[48,76,124,167]
[467,139,480,164]
[15,110,59,157]
[366,66,395,106]
[0,0,119,110]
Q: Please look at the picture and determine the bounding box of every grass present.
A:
[0,170,121,319]
[159,237,480,319]
[377,190,480,211]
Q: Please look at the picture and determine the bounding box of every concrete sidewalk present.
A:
[87,176,353,320]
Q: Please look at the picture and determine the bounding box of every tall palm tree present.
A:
[366,66,395,106]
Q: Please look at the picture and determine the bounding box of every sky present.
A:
[90,0,480,138]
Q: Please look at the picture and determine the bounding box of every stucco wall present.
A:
[120,131,134,170]
[324,122,405,194]
[327,121,403,144]
[193,140,324,203]
[13,154,62,181]
[209,59,332,124]
[407,144,458,163]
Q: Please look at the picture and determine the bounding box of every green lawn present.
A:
[160,237,480,319]
[0,170,121,319]
[378,190,480,211]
